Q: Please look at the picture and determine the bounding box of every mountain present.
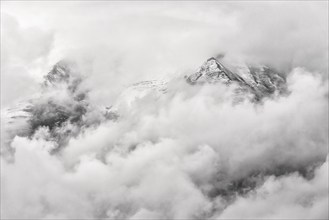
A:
[1,61,106,156]
[186,57,287,100]
[1,57,288,156]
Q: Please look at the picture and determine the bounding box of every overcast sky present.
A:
[1,1,328,107]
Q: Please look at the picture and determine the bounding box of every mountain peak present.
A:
[186,57,245,85]
[43,60,84,95]
[44,60,73,86]
[186,57,287,100]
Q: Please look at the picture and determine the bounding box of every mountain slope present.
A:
[1,61,106,155]
[186,57,287,100]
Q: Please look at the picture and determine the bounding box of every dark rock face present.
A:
[29,100,87,132]
[25,60,90,148]
[2,60,118,156]
[186,57,287,100]
[35,61,87,124]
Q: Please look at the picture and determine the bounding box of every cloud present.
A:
[2,1,327,105]
[1,1,328,219]
[218,156,329,219]
[221,1,328,73]
[1,67,328,219]
[1,14,54,107]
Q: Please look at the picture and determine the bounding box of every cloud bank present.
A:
[1,1,328,219]
[1,67,328,219]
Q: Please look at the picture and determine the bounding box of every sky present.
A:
[1,1,328,106]
[1,1,328,219]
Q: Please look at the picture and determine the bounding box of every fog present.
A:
[1,1,328,219]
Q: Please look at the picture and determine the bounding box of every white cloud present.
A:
[1,1,328,219]
[218,156,329,219]
[1,14,54,107]
[1,67,328,218]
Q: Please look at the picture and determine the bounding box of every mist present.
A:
[1,1,328,219]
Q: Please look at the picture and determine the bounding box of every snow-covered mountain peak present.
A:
[44,60,73,85]
[43,60,84,95]
[186,57,287,100]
